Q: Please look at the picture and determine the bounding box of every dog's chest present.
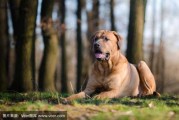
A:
[97,76,112,90]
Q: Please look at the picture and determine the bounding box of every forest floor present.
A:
[0,92,179,120]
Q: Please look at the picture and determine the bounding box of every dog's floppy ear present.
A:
[112,31,122,49]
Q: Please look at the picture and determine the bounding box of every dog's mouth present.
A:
[94,50,110,61]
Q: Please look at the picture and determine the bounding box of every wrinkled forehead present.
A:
[94,31,117,41]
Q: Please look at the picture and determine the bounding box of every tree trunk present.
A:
[0,0,8,91]
[76,0,83,92]
[156,41,165,93]
[126,0,146,64]
[87,0,99,39]
[10,0,38,92]
[156,0,165,93]
[8,0,21,88]
[59,0,68,93]
[149,0,156,72]
[110,0,116,31]
[92,0,99,31]
[8,0,21,41]
[39,0,58,92]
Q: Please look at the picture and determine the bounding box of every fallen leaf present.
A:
[148,102,154,108]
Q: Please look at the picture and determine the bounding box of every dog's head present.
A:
[91,30,122,61]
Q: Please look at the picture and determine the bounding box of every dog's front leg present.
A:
[62,86,96,104]
[66,92,86,101]
[61,92,87,104]
[94,89,119,99]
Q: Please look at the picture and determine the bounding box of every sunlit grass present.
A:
[0,92,178,120]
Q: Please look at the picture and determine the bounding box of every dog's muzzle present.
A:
[94,43,110,61]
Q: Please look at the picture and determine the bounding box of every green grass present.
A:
[0,92,179,120]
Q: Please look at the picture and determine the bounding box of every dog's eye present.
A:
[94,37,98,41]
[104,36,109,41]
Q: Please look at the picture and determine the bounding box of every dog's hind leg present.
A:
[137,61,157,96]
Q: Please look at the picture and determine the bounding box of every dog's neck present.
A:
[94,51,127,76]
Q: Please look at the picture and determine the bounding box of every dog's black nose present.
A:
[94,43,100,48]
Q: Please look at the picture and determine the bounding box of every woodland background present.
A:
[0,0,179,95]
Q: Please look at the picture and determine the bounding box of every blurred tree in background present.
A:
[126,0,147,64]
[87,0,99,47]
[39,0,58,92]
[8,0,21,88]
[0,0,8,91]
[155,0,165,93]
[76,0,83,92]
[59,0,68,93]
[110,0,116,31]
[10,0,38,92]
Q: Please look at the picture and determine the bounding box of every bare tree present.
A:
[10,0,38,92]
[59,0,68,93]
[76,0,83,92]
[8,0,21,90]
[87,0,99,40]
[126,0,147,64]
[110,0,116,31]
[0,0,8,91]
[156,0,165,93]
[92,0,100,31]
[149,0,156,72]
[39,0,58,92]
[8,0,21,42]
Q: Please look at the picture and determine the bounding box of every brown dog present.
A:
[64,30,158,102]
